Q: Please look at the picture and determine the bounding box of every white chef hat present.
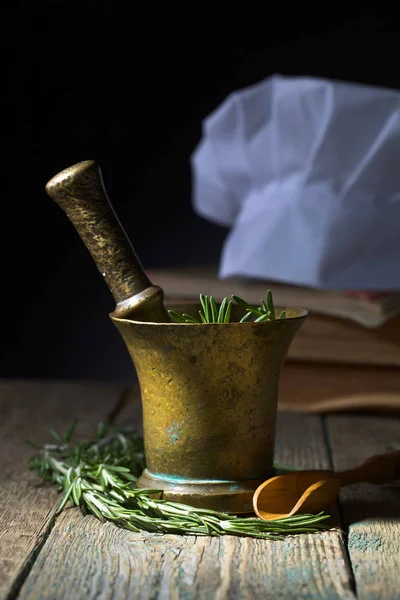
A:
[191,74,400,290]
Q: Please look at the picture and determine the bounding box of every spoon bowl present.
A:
[253,470,335,520]
[253,450,400,520]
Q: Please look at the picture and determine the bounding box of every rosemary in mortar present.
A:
[168,290,287,324]
[28,422,330,540]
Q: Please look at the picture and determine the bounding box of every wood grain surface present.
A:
[327,415,400,600]
[278,363,400,411]
[0,380,124,600]
[1,380,399,600]
[17,404,355,600]
[18,510,353,600]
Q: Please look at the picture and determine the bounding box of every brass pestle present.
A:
[45,160,170,323]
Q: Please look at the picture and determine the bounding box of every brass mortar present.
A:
[111,303,307,513]
[46,160,307,513]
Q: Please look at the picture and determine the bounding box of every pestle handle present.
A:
[45,160,169,322]
[338,451,400,487]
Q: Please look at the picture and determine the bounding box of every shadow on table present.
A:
[339,482,400,526]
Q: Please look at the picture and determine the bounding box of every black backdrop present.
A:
[2,6,399,381]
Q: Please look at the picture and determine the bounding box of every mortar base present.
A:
[137,468,276,514]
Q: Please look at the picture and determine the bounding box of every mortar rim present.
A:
[110,305,308,326]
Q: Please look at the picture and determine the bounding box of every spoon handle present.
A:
[337,451,400,487]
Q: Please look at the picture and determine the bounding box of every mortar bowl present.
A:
[111,303,307,513]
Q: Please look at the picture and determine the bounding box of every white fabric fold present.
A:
[191,74,400,289]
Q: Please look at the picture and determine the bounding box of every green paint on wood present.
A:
[348,532,382,552]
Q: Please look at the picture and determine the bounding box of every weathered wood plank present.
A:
[18,510,353,600]
[0,380,124,600]
[327,414,400,600]
[18,395,355,600]
[279,362,400,413]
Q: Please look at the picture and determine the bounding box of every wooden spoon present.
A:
[253,451,400,520]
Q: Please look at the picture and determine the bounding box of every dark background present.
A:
[2,7,399,382]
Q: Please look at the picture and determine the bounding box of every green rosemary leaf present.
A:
[57,481,75,513]
[266,290,275,319]
[64,466,74,489]
[27,422,330,540]
[168,311,187,323]
[199,293,207,315]
[63,419,78,443]
[71,479,82,504]
[201,294,210,322]
[246,307,262,315]
[217,297,228,323]
[279,311,287,319]
[168,290,282,324]
[209,296,217,322]
[121,521,142,533]
[224,300,232,323]
[105,465,131,473]
[181,314,200,324]
[239,311,252,323]
[231,295,249,308]
[204,295,210,322]
[254,313,270,322]
[49,427,63,443]
[94,422,107,440]
[84,494,107,521]
[24,441,42,449]
[201,516,221,535]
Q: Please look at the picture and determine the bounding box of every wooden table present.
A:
[1,376,399,600]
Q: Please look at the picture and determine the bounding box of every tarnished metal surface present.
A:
[112,304,307,512]
[45,160,169,323]
[45,160,307,512]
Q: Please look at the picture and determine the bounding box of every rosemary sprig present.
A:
[232,290,286,323]
[169,294,233,324]
[168,290,285,324]
[27,422,330,540]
